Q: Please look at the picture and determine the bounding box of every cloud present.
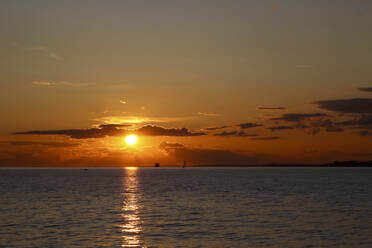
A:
[13,124,205,139]
[214,131,257,137]
[204,125,231,131]
[136,125,205,136]
[13,43,63,61]
[271,113,328,122]
[313,98,372,132]
[28,45,62,61]
[268,126,294,131]
[251,136,280,140]
[359,131,372,136]
[13,124,130,139]
[159,141,185,150]
[31,81,93,87]
[268,114,345,135]
[159,141,261,164]
[59,81,94,87]
[357,87,372,93]
[256,106,286,110]
[324,126,344,132]
[313,98,372,114]
[120,100,127,104]
[310,119,344,132]
[197,112,220,117]
[337,115,372,129]
[31,81,55,86]
[236,123,263,129]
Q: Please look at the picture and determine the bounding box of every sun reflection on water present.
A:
[121,167,143,248]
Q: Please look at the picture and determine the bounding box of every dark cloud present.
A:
[159,141,261,164]
[98,124,131,128]
[310,119,344,133]
[357,88,372,93]
[257,106,286,110]
[136,125,205,136]
[308,128,321,135]
[268,126,294,131]
[204,125,231,131]
[359,131,372,136]
[313,98,372,114]
[337,115,372,129]
[236,123,263,129]
[270,113,328,122]
[13,124,130,139]
[213,131,257,137]
[13,124,205,139]
[251,136,280,140]
[159,141,185,150]
[312,98,372,131]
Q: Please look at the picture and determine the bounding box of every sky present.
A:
[1,0,372,166]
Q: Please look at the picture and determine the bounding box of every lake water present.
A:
[1,167,372,247]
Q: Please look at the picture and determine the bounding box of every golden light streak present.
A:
[121,168,142,247]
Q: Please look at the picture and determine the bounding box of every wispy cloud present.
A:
[14,43,62,61]
[236,123,263,129]
[31,81,55,86]
[268,126,294,131]
[31,81,93,87]
[256,106,286,110]
[204,125,231,131]
[28,45,62,61]
[214,131,257,137]
[357,87,372,93]
[120,100,127,104]
[271,113,328,122]
[197,112,220,117]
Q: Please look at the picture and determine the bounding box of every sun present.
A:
[125,135,138,145]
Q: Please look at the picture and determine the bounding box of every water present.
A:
[1,167,372,247]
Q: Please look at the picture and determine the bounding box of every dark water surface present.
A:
[1,167,372,247]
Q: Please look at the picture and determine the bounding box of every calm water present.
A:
[1,167,372,247]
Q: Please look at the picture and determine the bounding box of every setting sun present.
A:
[125,135,138,145]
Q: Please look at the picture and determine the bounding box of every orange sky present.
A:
[1,1,372,166]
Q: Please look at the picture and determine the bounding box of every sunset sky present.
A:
[1,0,372,166]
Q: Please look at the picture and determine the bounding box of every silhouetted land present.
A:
[1,161,372,168]
[193,161,372,167]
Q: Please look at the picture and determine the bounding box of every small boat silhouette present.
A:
[155,162,160,167]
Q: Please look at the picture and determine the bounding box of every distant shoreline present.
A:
[1,161,372,168]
